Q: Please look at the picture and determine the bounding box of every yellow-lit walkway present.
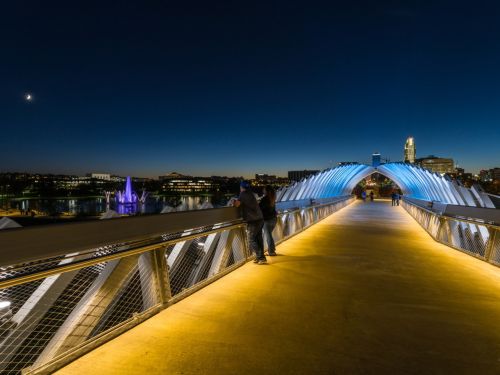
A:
[57,201,500,375]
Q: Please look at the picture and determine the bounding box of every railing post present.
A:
[436,216,447,242]
[239,224,251,259]
[485,227,498,263]
[153,247,172,304]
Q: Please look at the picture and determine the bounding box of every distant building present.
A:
[159,172,215,193]
[491,168,500,182]
[66,176,91,187]
[252,175,289,188]
[416,156,454,174]
[110,175,126,183]
[404,137,416,163]
[288,170,319,182]
[85,174,126,184]
[372,152,381,167]
[275,177,290,186]
[478,168,500,195]
[459,173,473,182]
[479,169,492,182]
[255,174,277,183]
[453,168,473,182]
[88,173,111,181]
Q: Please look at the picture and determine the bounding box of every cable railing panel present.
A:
[402,199,500,264]
[0,196,355,374]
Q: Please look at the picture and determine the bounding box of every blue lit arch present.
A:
[277,163,493,207]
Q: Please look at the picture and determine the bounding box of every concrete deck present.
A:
[56,200,500,375]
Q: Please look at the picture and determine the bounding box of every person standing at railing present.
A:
[233,181,267,264]
[259,185,278,256]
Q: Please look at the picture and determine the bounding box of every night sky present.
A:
[1,1,500,177]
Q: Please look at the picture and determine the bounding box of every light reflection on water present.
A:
[4,196,215,216]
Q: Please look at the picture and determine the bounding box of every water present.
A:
[2,195,219,217]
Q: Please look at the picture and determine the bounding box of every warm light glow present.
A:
[54,201,500,375]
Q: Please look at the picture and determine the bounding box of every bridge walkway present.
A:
[56,200,500,375]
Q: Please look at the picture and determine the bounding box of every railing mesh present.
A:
[487,232,500,265]
[402,200,498,263]
[0,196,354,374]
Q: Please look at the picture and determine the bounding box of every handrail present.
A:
[0,206,241,268]
[401,198,500,267]
[402,197,500,229]
[0,196,353,287]
[0,196,355,375]
[0,223,246,290]
[276,195,353,211]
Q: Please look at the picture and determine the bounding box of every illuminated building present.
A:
[88,173,111,181]
[159,172,216,193]
[416,156,454,175]
[404,137,416,163]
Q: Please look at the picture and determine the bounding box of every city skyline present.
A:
[0,144,497,179]
[2,1,500,177]
[0,134,496,179]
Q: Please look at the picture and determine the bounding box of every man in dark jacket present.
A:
[259,185,278,256]
[234,181,266,264]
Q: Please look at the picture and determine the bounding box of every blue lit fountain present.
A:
[117,176,135,204]
[114,176,148,214]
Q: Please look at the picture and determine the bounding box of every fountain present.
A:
[116,176,148,204]
[103,177,148,215]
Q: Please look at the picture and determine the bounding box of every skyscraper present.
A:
[404,137,416,163]
[372,152,381,167]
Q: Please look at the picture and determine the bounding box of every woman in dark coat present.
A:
[259,185,278,256]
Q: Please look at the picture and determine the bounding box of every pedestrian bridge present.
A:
[54,200,500,375]
[0,163,499,374]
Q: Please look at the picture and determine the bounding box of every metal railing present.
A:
[0,196,354,374]
[401,199,500,266]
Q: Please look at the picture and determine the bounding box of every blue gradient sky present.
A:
[1,1,499,177]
